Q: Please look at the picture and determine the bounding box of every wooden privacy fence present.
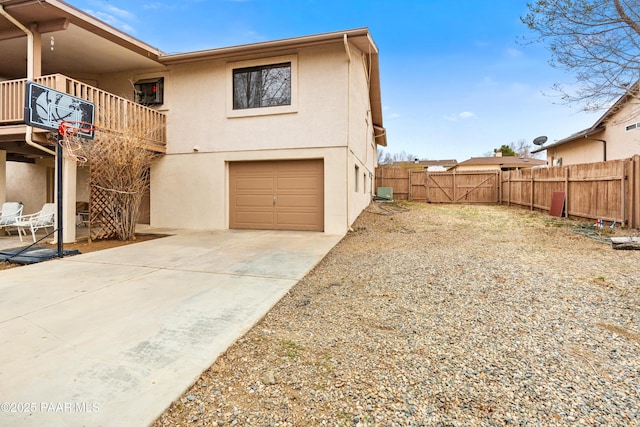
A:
[375,168,499,203]
[501,156,640,229]
[375,155,640,229]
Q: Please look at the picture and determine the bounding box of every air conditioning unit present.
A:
[376,187,393,201]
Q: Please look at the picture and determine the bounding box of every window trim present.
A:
[226,55,298,118]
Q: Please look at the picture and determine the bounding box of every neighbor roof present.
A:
[456,156,546,167]
[531,127,602,154]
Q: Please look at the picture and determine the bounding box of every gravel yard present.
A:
[153,202,640,427]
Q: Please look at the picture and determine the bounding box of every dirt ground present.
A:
[0,233,163,271]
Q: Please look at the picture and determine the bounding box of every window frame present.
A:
[226,55,298,118]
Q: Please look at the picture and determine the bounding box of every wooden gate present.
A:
[426,171,499,203]
[376,168,499,203]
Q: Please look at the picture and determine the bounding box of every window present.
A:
[227,55,297,118]
[134,77,164,105]
[626,123,638,131]
[355,165,360,192]
[233,63,291,110]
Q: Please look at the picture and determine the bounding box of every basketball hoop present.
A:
[58,120,98,163]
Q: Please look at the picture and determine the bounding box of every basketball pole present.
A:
[56,133,63,258]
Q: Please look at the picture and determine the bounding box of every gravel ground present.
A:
[153,202,640,427]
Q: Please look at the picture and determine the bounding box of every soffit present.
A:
[0,0,163,78]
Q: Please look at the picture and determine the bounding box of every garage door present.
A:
[229,159,324,231]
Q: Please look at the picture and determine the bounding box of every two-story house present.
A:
[0,0,386,241]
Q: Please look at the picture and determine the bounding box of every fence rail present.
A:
[376,155,640,229]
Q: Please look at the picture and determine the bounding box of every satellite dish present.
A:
[533,136,548,146]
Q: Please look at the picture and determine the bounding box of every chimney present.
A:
[494,151,503,157]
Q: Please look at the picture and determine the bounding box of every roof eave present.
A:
[159,28,374,64]
[0,0,165,60]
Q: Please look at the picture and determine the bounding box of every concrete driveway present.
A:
[0,229,342,427]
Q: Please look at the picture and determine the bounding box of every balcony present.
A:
[0,74,167,153]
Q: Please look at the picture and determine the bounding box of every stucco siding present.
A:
[546,137,605,165]
[151,147,349,235]
[5,160,51,214]
[162,44,349,155]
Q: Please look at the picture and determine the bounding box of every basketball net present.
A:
[57,121,98,163]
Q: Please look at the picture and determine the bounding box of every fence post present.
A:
[453,170,457,202]
[508,172,511,206]
[498,171,502,204]
[634,155,640,228]
[425,171,429,203]
[564,167,569,218]
[621,161,626,227]
[530,170,534,211]
[407,169,413,200]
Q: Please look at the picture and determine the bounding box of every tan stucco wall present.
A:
[5,159,52,214]
[150,41,377,234]
[346,46,377,226]
[151,148,349,235]
[545,138,604,166]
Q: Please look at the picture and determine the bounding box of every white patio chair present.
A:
[0,202,23,235]
[14,203,56,243]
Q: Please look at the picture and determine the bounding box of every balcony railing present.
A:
[0,74,166,152]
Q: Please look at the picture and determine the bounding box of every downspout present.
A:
[0,6,55,156]
[344,34,351,231]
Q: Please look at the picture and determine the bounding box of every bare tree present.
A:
[377,149,419,165]
[510,139,535,158]
[75,116,160,241]
[522,0,640,110]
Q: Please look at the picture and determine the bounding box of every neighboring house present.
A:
[0,0,386,241]
[532,86,640,166]
[450,154,546,172]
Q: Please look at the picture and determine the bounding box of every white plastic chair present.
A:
[0,202,24,235]
[14,203,56,242]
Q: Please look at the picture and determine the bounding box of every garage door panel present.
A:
[230,160,323,231]
[235,211,275,228]
[276,176,321,191]
[276,212,322,229]
[276,195,320,208]
[235,194,274,207]
[234,177,275,191]
[234,162,276,174]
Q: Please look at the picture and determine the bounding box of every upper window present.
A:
[134,77,164,106]
[233,63,291,110]
[226,55,297,118]
[626,123,638,131]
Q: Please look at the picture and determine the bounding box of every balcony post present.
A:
[0,150,6,205]
[30,24,42,78]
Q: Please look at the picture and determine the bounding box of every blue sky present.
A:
[67,0,602,161]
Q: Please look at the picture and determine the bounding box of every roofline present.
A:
[0,0,164,60]
[588,81,640,131]
[160,28,376,64]
[531,126,603,154]
[159,27,386,146]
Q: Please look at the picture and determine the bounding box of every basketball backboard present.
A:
[24,82,95,139]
